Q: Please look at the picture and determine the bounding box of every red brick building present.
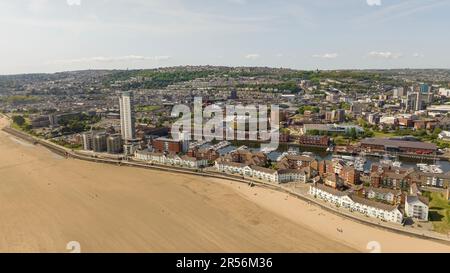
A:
[299,135,330,147]
[152,137,183,154]
[340,166,361,185]
[361,138,437,155]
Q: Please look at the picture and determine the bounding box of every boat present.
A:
[429,165,444,174]
[354,157,366,172]
[392,161,402,168]
[341,155,356,161]
[416,163,444,174]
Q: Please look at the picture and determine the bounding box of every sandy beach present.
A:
[0,116,449,253]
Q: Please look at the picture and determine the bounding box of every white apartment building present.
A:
[119,91,136,141]
[215,161,279,183]
[278,169,310,183]
[438,131,450,141]
[439,88,450,98]
[250,166,279,183]
[134,151,208,169]
[215,161,252,175]
[405,195,429,221]
[215,160,315,184]
[309,184,404,224]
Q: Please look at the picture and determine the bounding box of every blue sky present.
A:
[0,0,449,74]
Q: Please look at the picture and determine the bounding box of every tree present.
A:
[12,115,25,126]
[349,128,358,140]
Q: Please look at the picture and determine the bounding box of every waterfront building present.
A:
[214,158,310,184]
[134,150,208,168]
[107,134,123,154]
[277,154,316,170]
[362,187,402,205]
[405,195,429,221]
[309,184,404,224]
[93,132,107,153]
[369,163,415,190]
[298,135,330,147]
[152,137,189,154]
[340,166,361,186]
[361,138,437,155]
[302,124,363,135]
[82,132,93,151]
[119,91,136,141]
[250,165,279,183]
[278,168,312,183]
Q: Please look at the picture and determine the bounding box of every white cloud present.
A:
[312,53,338,59]
[151,55,171,61]
[28,0,49,12]
[275,53,283,57]
[67,0,81,6]
[227,0,247,4]
[368,51,402,59]
[245,54,260,60]
[47,55,171,65]
[366,0,382,6]
[412,52,424,58]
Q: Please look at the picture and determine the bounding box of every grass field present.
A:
[424,191,450,234]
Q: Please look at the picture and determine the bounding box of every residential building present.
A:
[405,195,429,221]
[82,132,93,151]
[340,166,361,185]
[107,134,123,154]
[119,91,136,141]
[298,135,330,147]
[93,132,107,153]
[134,150,208,168]
[309,184,403,224]
[362,187,402,205]
[152,137,189,154]
[370,164,415,190]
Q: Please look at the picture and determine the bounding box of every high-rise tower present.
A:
[119,91,136,141]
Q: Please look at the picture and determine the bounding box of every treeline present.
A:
[12,115,32,132]
[0,95,39,104]
[106,69,222,89]
[58,113,101,134]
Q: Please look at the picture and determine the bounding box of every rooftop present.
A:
[361,138,437,150]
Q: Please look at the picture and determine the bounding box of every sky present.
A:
[0,0,450,74]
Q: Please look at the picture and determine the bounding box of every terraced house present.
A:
[215,158,314,184]
[309,183,404,224]
[134,150,208,169]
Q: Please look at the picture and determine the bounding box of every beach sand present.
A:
[0,117,449,253]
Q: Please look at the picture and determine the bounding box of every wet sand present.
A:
[0,116,449,253]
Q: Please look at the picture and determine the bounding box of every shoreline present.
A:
[3,123,450,244]
[1,117,450,252]
[0,117,355,252]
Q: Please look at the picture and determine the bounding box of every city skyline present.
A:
[1,0,450,75]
